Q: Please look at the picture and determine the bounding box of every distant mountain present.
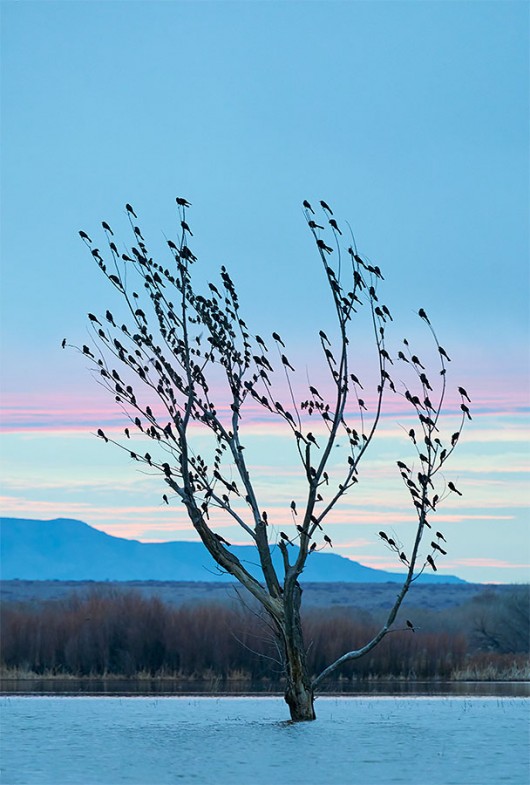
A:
[0,517,465,583]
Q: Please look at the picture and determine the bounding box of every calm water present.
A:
[1,696,528,785]
[1,678,528,697]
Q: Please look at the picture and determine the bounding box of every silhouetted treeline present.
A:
[1,587,528,680]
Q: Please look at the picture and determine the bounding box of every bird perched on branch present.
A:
[317,239,333,254]
[460,404,472,420]
[323,534,333,547]
[126,203,137,218]
[303,200,314,214]
[176,197,192,207]
[329,219,342,235]
[431,541,447,555]
[320,200,333,215]
[406,620,415,632]
[447,481,462,496]
[281,354,295,372]
[426,555,437,571]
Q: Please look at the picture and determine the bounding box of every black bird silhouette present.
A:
[409,428,416,444]
[102,221,113,235]
[436,531,446,542]
[438,346,451,361]
[303,200,315,214]
[181,221,193,235]
[358,399,367,411]
[426,555,437,571]
[280,531,294,545]
[308,220,324,230]
[323,534,333,547]
[329,219,342,235]
[290,500,297,515]
[379,531,389,541]
[431,541,447,555]
[411,355,425,369]
[451,432,460,447]
[447,481,462,496]
[79,230,92,243]
[419,373,432,391]
[316,238,333,254]
[460,404,472,420]
[162,494,169,504]
[124,428,130,438]
[272,331,285,347]
[398,351,409,363]
[176,197,191,207]
[309,385,323,400]
[310,542,317,552]
[350,374,363,389]
[97,428,108,443]
[88,313,101,326]
[382,305,393,321]
[458,387,471,402]
[320,200,333,215]
[418,308,430,324]
[61,338,67,348]
[281,354,295,372]
[306,432,319,448]
[126,203,137,218]
[399,552,409,564]
[397,461,410,472]
[406,619,415,632]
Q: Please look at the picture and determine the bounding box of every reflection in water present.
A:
[1,678,528,697]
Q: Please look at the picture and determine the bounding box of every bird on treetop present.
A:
[320,200,333,214]
[125,203,137,218]
[176,197,191,207]
[303,200,315,214]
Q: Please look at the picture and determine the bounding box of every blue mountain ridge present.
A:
[0,517,465,583]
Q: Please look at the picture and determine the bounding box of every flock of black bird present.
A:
[69,197,470,614]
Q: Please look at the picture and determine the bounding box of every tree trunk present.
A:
[281,580,316,722]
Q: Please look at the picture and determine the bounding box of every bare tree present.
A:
[70,198,469,721]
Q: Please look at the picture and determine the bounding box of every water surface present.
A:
[1,696,528,785]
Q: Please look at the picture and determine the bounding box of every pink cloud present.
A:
[454,558,530,570]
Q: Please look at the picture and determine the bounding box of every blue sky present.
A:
[1,0,528,583]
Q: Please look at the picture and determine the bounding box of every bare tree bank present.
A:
[2,588,527,682]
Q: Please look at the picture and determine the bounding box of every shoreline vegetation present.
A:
[1,586,528,686]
